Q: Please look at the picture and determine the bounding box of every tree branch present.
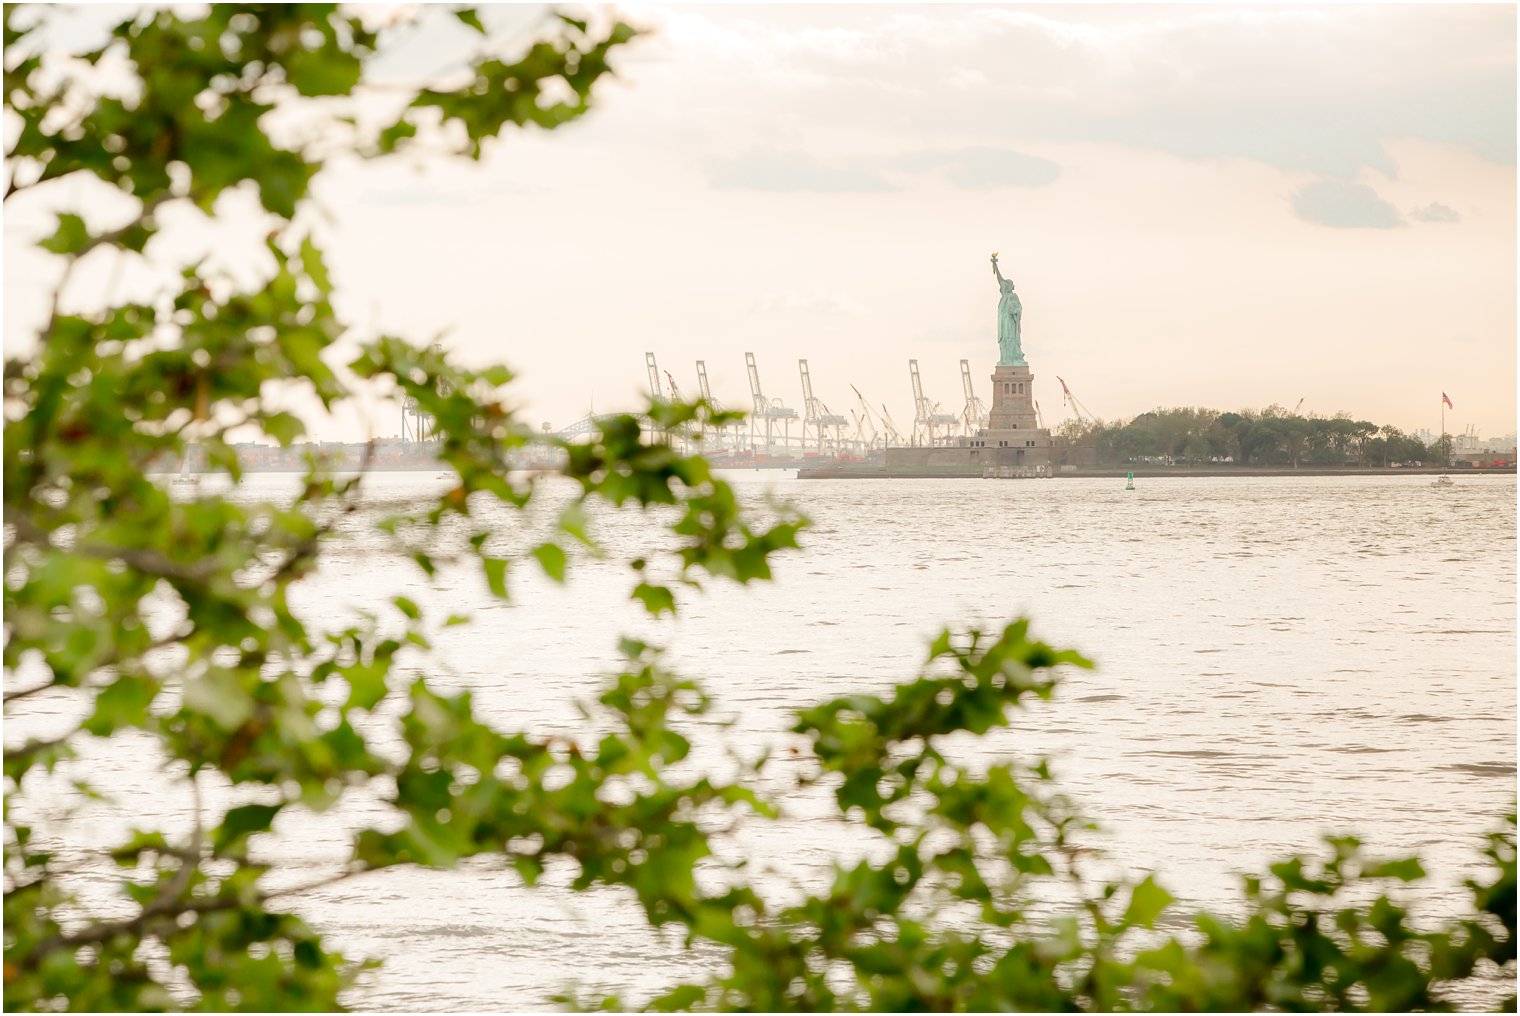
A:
[3,627,189,704]
[13,860,380,973]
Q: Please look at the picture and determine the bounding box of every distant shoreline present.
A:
[797,465,1518,480]
[153,463,1517,480]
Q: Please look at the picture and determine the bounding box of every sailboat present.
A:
[172,448,198,486]
[1432,393,1454,488]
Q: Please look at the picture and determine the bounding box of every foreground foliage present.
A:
[4,4,1514,1012]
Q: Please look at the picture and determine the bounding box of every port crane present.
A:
[645,352,663,401]
[798,360,848,453]
[744,351,797,455]
[879,403,904,447]
[692,359,740,451]
[642,352,668,441]
[849,385,881,449]
[1056,375,1099,425]
[848,408,875,450]
[959,359,989,435]
[695,360,716,406]
[909,360,960,446]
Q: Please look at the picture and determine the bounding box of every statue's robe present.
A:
[997,286,1025,366]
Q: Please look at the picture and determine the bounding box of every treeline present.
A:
[1054,405,1446,468]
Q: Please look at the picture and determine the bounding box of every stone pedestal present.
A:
[954,362,1054,474]
[987,365,1039,431]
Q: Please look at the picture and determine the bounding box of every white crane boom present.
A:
[645,352,662,401]
[959,358,988,434]
[695,360,717,406]
[744,351,766,414]
[799,359,819,427]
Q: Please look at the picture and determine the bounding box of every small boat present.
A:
[171,457,197,486]
[1431,475,1454,488]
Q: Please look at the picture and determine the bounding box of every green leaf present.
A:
[40,213,90,255]
[1362,857,1426,882]
[213,803,283,853]
[630,582,676,617]
[1122,876,1173,929]
[649,984,705,1012]
[82,675,159,736]
[483,556,508,598]
[531,542,566,583]
[263,411,306,446]
[285,47,362,97]
[377,119,417,154]
[558,502,592,544]
[300,235,331,293]
[455,8,486,34]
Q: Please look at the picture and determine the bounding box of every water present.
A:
[9,472,1516,1009]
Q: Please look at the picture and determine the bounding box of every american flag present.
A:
[1442,392,1454,409]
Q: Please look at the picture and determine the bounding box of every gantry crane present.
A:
[744,351,797,455]
[402,341,451,441]
[692,359,738,451]
[643,352,666,441]
[908,360,960,446]
[696,360,716,406]
[798,359,848,453]
[658,370,694,451]
[645,352,663,401]
[909,360,931,445]
[959,359,988,435]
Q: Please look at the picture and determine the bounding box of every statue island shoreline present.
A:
[795,463,1513,480]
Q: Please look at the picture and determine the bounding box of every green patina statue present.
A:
[991,253,1026,366]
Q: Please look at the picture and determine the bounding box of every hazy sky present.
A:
[6,4,1517,439]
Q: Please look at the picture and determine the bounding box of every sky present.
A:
[5,4,1517,440]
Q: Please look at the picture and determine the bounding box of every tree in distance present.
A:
[3,5,1513,1011]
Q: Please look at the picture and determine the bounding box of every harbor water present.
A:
[9,472,1516,1009]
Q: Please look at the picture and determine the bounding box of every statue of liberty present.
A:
[990,253,1026,366]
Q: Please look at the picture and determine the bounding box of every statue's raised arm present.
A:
[991,253,1009,290]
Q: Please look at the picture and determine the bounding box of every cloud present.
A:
[897,147,1060,189]
[1290,179,1404,229]
[653,6,1515,181]
[751,288,865,315]
[706,151,895,192]
[1410,201,1461,223]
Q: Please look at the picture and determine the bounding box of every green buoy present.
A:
[1124,471,1135,491]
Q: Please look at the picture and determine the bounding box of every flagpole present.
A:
[1440,396,1447,469]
